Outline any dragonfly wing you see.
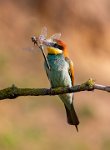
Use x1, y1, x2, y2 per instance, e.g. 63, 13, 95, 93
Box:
38, 27, 47, 44
50, 33, 61, 41
41, 26, 47, 38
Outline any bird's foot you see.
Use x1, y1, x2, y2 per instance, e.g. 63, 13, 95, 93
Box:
49, 87, 54, 96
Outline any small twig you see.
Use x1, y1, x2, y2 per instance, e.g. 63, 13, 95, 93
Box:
0, 79, 109, 100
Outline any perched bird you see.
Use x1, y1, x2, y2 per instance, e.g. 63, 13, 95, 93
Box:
43, 39, 79, 131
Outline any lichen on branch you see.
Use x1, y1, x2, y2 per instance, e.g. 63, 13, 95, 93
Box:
0, 79, 109, 100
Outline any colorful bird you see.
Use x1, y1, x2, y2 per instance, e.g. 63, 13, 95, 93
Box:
43, 38, 80, 131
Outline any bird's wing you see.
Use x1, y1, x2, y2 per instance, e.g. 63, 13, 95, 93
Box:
65, 57, 74, 86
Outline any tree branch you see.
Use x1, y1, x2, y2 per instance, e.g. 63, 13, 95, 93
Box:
0, 79, 109, 100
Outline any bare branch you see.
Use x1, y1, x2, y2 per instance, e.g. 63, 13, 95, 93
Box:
94, 84, 110, 92
0, 79, 109, 100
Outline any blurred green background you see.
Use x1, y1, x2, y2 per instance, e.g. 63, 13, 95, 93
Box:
0, 0, 110, 150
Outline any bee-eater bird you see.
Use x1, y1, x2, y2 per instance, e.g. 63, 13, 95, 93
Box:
43, 39, 79, 131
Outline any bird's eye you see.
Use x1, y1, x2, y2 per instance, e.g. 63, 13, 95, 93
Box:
53, 43, 64, 50
53, 43, 58, 48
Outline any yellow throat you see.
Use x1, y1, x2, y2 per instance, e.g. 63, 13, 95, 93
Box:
47, 47, 63, 55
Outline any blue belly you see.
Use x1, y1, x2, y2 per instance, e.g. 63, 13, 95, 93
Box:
44, 54, 72, 88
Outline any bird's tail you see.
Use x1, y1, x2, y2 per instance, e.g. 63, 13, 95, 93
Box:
64, 102, 79, 131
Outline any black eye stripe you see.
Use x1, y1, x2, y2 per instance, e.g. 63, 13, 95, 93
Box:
53, 43, 64, 50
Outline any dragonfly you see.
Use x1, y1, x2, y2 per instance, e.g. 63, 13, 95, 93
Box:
31, 27, 61, 70
31, 27, 61, 46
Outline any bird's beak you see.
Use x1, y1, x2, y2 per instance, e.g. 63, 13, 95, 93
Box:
43, 40, 55, 47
